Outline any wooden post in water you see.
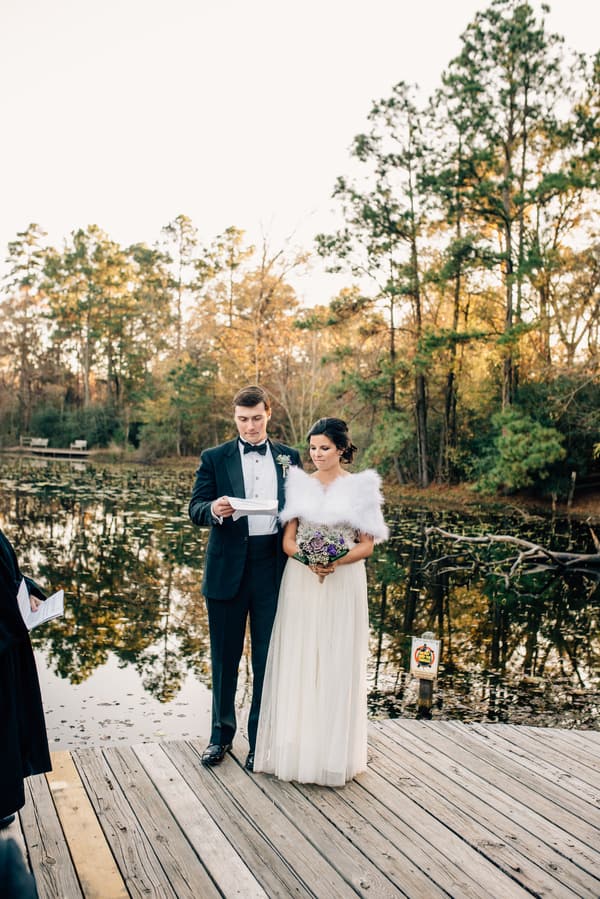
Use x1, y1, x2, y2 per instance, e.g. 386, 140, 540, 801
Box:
418, 677, 433, 718
410, 630, 440, 719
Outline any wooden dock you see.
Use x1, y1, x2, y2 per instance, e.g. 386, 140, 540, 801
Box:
24, 447, 90, 458
2, 445, 90, 459
1, 719, 599, 898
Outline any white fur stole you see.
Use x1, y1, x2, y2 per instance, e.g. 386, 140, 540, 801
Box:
280, 467, 389, 542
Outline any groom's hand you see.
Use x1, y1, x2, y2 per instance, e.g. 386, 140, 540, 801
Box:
212, 497, 235, 519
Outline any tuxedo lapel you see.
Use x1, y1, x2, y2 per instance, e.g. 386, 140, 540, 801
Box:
224, 441, 245, 498
270, 441, 287, 510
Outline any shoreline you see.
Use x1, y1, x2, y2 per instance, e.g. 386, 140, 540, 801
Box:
4, 447, 599, 523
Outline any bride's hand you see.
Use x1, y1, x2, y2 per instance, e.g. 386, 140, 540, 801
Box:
312, 563, 335, 577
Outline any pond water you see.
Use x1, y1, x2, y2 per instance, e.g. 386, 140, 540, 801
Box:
1, 456, 598, 749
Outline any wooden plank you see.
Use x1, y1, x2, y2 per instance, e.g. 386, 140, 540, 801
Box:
441, 720, 600, 811
498, 724, 600, 788
473, 724, 600, 789
409, 720, 600, 837
385, 722, 600, 861
295, 777, 484, 899
339, 766, 530, 899
242, 765, 409, 897
518, 722, 600, 745
204, 743, 365, 899
380, 722, 600, 896
133, 741, 267, 899
368, 725, 593, 898
102, 746, 221, 898
568, 731, 600, 755
506, 724, 600, 784
169, 741, 356, 897
365, 731, 576, 899
241, 728, 526, 899
74, 747, 182, 899
479, 722, 600, 784
163, 740, 315, 899
11, 725, 598, 899
228, 732, 409, 898
47, 750, 128, 899
19, 773, 84, 899
563, 729, 600, 749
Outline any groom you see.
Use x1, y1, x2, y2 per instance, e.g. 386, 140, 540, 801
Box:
189, 385, 301, 771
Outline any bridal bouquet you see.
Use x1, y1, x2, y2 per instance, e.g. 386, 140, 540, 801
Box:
294, 527, 349, 583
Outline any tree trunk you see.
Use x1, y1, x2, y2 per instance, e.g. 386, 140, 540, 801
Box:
415, 372, 429, 487
502, 223, 515, 408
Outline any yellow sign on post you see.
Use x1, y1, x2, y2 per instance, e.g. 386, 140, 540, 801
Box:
410, 635, 441, 680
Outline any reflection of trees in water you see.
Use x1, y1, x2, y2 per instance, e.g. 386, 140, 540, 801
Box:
2, 459, 598, 722
368, 507, 600, 725
0, 459, 209, 701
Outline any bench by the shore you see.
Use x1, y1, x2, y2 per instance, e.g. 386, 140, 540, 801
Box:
1, 719, 599, 898
13, 437, 89, 457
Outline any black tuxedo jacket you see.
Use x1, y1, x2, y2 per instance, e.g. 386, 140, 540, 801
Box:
188, 439, 302, 600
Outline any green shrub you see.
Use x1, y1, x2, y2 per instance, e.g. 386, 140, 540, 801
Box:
476, 408, 566, 494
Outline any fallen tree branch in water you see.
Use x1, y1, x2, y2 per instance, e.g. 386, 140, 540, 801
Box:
424, 525, 600, 585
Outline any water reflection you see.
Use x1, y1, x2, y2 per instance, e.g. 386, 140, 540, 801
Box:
1, 456, 598, 745
367, 507, 599, 727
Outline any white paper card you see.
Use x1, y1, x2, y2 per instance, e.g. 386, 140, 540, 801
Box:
17, 578, 65, 630
226, 496, 278, 521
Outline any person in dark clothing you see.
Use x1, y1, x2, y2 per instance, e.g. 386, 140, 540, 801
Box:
189, 385, 301, 771
0, 527, 51, 826
0, 838, 38, 898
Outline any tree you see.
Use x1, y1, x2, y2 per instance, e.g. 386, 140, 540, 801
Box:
159, 214, 200, 355
520, 47, 600, 371
44, 225, 133, 408
426, 67, 499, 482
317, 82, 431, 486
196, 226, 254, 328
443, 0, 566, 407
0, 224, 49, 434
187, 232, 308, 437
138, 357, 217, 458
477, 406, 566, 493
113, 243, 174, 443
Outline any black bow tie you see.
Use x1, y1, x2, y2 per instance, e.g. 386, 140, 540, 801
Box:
242, 441, 268, 455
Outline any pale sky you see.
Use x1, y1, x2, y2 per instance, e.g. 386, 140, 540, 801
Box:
1, 0, 598, 305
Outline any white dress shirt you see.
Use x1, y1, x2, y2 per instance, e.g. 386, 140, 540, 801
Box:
239, 440, 278, 535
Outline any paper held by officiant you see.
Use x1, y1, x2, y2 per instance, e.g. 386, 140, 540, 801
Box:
17, 578, 65, 631
226, 496, 278, 521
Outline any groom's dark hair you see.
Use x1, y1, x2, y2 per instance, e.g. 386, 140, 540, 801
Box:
232, 385, 271, 411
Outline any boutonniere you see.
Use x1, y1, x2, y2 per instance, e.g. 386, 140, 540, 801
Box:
275, 453, 292, 478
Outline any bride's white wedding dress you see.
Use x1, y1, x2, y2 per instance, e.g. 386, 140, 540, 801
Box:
254, 467, 388, 787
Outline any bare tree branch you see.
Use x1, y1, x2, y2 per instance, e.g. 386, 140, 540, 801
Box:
424, 526, 600, 585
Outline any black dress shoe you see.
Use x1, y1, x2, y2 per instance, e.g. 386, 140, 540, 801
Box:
245, 751, 255, 772
201, 742, 232, 766
0, 814, 16, 828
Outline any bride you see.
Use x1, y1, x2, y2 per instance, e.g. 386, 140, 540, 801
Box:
254, 417, 388, 787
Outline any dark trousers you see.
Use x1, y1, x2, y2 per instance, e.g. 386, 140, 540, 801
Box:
206, 535, 279, 750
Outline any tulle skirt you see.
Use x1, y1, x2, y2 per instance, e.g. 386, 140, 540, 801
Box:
254, 557, 369, 787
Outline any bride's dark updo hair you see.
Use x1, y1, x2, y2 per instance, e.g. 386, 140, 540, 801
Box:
307, 417, 358, 464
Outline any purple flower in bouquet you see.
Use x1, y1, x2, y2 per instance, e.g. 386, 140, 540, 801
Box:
295, 527, 349, 582
303, 532, 326, 554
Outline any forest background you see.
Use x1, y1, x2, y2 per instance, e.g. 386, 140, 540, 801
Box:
1, 0, 598, 500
